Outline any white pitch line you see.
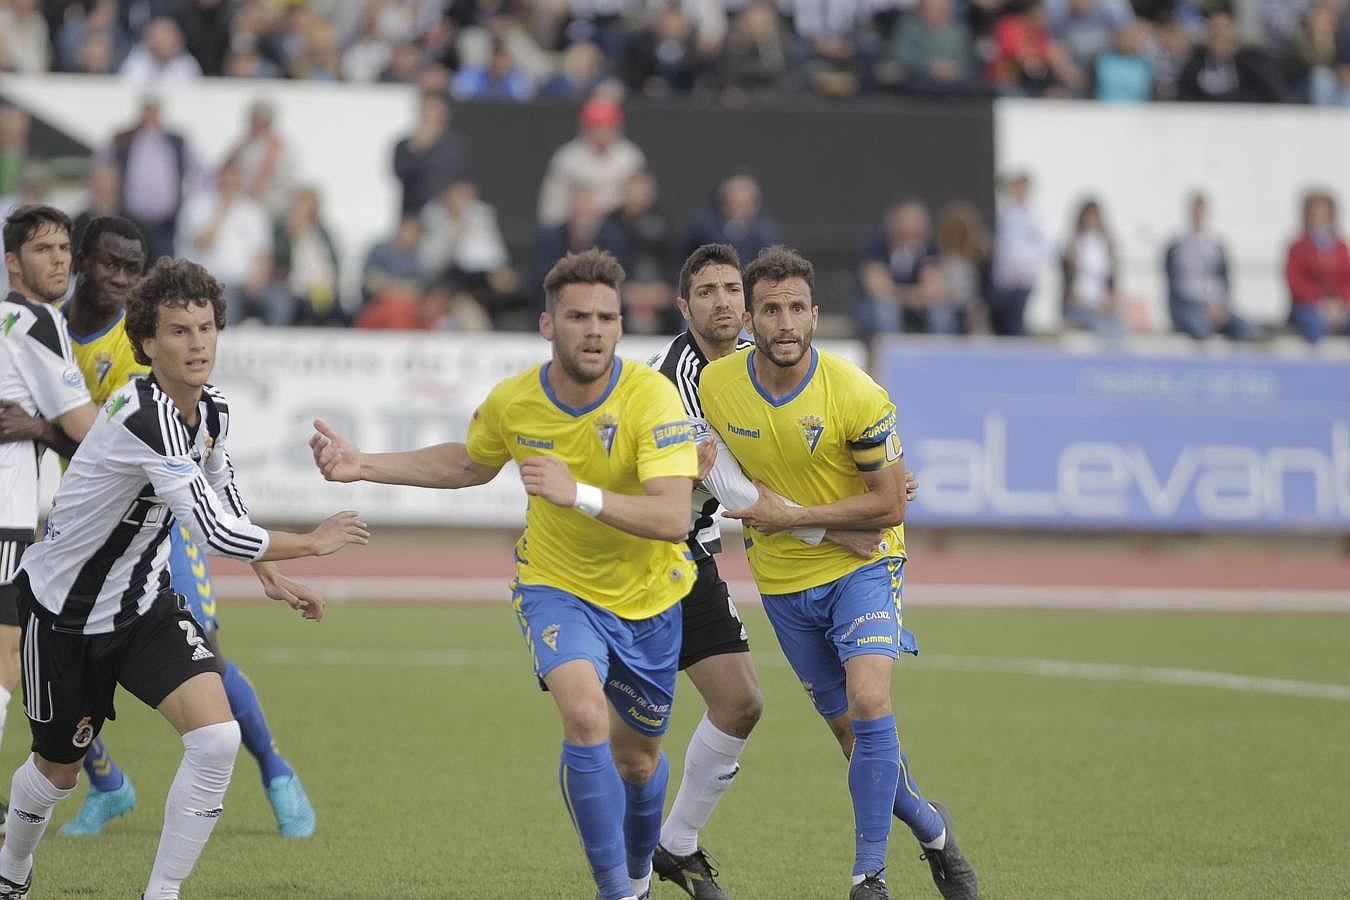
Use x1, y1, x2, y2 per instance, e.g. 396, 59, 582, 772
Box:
248, 647, 1350, 702
214, 576, 1350, 612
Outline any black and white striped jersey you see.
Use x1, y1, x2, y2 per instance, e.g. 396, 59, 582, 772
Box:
0, 292, 90, 534
648, 331, 753, 559
20, 376, 269, 634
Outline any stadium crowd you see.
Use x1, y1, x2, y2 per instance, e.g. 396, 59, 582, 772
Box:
0, 0, 1348, 343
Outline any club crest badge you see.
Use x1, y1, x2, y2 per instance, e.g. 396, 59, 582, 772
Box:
798, 415, 824, 453
595, 414, 618, 456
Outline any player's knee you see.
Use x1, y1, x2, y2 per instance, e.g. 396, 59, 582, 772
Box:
727, 687, 764, 738
613, 747, 661, 784
183, 720, 241, 779
560, 701, 609, 745
34, 755, 82, 791
847, 684, 892, 721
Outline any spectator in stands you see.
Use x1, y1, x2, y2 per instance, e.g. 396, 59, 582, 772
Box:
988, 0, 1085, 97
380, 40, 425, 83
540, 41, 609, 98
341, 3, 395, 82
177, 160, 276, 325
451, 38, 536, 101
792, 0, 866, 98
355, 277, 490, 332
272, 186, 344, 326
1052, 0, 1130, 72
718, 0, 795, 102
535, 186, 624, 301
1061, 198, 1126, 339
1094, 19, 1155, 101
684, 173, 780, 269
1165, 192, 1257, 341
362, 214, 424, 307
74, 29, 119, 75
418, 178, 512, 300
119, 17, 203, 84
179, 0, 235, 77
221, 100, 297, 216
936, 201, 993, 333
290, 20, 342, 81
1285, 189, 1350, 342
0, 106, 30, 199
0, 0, 51, 73
607, 170, 676, 333
224, 36, 282, 78
1146, 13, 1193, 100
884, 0, 978, 94
536, 97, 646, 228
855, 198, 957, 336
1284, 1, 1348, 105
56, 0, 126, 73
1177, 6, 1280, 102
990, 172, 1048, 336
393, 91, 470, 216
72, 162, 123, 251
103, 97, 199, 261
622, 3, 713, 97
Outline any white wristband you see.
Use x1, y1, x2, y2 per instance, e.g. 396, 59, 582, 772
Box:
573, 483, 604, 517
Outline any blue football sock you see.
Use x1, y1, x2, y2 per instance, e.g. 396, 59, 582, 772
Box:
893, 748, 944, 843
81, 737, 125, 793
222, 659, 293, 785
850, 715, 900, 877
562, 741, 630, 900
622, 752, 669, 879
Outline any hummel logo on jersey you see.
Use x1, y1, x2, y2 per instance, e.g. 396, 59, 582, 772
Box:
104, 394, 129, 419
798, 415, 824, 453
0, 311, 17, 336
541, 624, 559, 652
595, 414, 618, 455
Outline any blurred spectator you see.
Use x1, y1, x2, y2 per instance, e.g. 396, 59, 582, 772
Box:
0, 0, 51, 73
1284, 1, 1348, 105
990, 172, 1048, 336
855, 198, 957, 336
607, 171, 676, 333
883, 0, 977, 94
1146, 14, 1194, 100
717, 0, 794, 101
56, 0, 126, 73
72, 162, 123, 251
393, 91, 470, 216
1165, 192, 1256, 341
362, 214, 424, 306
272, 186, 344, 326
684, 174, 780, 269
535, 187, 625, 300
0, 107, 30, 198
221, 100, 297, 216
380, 40, 426, 83
418, 178, 510, 284
540, 41, 609, 98
119, 17, 203, 84
1177, 7, 1279, 102
177, 161, 276, 325
1094, 20, 1154, 101
1052, 0, 1130, 72
988, 0, 1085, 97
451, 39, 536, 100
290, 20, 342, 81
936, 201, 992, 333
180, 0, 235, 77
74, 28, 119, 75
223, 36, 281, 78
622, 4, 713, 97
1284, 189, 1350, 342
355, 278, 490, 332
342, 3, 395, 82
792, 0, 866, 98
1262, 0, 1314, 56
537, 97, 646, 228
103, 97, 198, 261
1061, 198, 1126, 339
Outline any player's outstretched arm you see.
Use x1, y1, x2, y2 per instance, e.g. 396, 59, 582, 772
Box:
519, 454, 692, 542
310, 418, 501, 489
252, 561, 327, 622
257, 510, 370, 561
724, 464, 906, 535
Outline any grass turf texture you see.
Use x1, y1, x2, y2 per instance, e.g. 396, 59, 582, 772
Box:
9, 604, 1347, 898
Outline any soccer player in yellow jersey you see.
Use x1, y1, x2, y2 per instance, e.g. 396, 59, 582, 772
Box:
0, 217, 321, 840
699, 247, 980, 900
310, 249, 699, 900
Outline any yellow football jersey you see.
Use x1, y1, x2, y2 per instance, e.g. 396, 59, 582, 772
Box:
61, 308, 147, 406
466, 358, 699, 620
699, 346, 906, 595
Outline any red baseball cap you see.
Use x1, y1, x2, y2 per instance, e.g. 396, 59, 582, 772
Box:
580, 97, 623, 129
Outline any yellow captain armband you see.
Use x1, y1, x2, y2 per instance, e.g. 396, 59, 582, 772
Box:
850, 431, 902, 472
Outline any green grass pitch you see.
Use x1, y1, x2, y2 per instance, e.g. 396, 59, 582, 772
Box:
10, 603, 1348, 898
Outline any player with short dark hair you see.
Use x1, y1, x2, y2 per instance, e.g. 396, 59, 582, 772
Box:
311, 248, 699, 900
0, 217, 321, 838
0, 257, 368, 899
701, 246, 979, 900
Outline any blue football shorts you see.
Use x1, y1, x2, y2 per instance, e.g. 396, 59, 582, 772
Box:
512, 581, 683, 737
760, 557, 918, 719
167, 523, 218, 635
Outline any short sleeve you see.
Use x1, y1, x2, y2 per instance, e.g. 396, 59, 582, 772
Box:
633, 374, 698, 484
465, 383, 511, 468
15, 312, 89, 419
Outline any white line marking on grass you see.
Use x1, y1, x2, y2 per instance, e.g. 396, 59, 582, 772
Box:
250, 647, 1350, 701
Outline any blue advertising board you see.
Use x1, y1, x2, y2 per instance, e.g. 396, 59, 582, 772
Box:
875, 340, 1350, 531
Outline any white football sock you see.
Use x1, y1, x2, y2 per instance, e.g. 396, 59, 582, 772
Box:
144, 721, 240, 900
659, 713, 747, 856
920, 805, 947, 850
0, 755, 75, 885
630, 870, 652, 897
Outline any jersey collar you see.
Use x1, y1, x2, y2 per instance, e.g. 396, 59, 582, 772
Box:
63, 307, 126, 345
539, 357, 623, 417
748, 346, 818, 408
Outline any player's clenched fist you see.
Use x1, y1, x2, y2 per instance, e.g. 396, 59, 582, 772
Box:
310, 418, 363, 483
519, 454, 579, 507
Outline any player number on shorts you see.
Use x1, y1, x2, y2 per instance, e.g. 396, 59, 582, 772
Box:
179, 619, 206, 649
